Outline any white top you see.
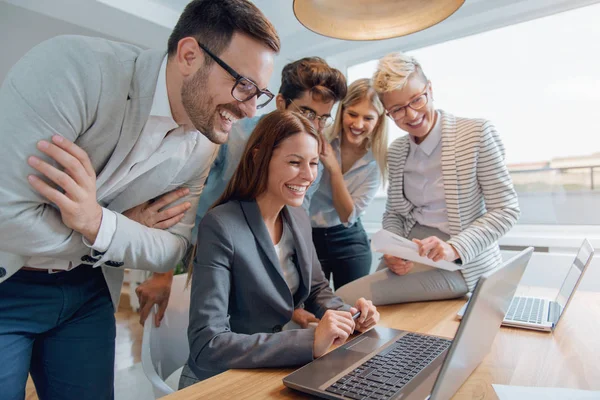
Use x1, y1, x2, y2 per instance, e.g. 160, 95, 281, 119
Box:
28, 55, 213, 271
403, 111, 451, 235
308, 136, 380, 228
274, 221, 300, 295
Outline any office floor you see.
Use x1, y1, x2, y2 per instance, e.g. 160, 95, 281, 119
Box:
25, 285, 145, 400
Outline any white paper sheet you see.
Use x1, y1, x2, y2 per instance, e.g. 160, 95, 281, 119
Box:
493, 384, 600, 400
370, 229, 463, 272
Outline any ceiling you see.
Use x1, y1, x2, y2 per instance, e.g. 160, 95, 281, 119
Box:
157, 0, 306, 39
5, 0, 599, 55
3, 0, 600, 88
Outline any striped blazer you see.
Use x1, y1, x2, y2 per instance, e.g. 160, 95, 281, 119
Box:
383, 110, 520, 291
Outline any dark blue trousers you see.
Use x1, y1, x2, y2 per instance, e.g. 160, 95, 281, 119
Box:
312, 220, 372, 290
0, 266, 115, 400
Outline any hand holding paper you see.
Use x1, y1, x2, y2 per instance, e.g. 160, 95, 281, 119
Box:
413, 236, 460, 263
383, 254, 414, 275
371, 229, 463, 272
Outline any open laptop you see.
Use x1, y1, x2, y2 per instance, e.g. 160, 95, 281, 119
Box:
457, 239, 594, 332
283, 247, 533, 400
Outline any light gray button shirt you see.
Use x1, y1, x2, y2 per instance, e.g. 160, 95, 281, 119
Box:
403, 111, 451, 235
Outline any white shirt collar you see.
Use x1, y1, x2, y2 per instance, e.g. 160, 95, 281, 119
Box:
409, 110, 442, 156
149, 56, 179, 132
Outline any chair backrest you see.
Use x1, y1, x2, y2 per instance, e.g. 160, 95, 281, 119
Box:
141, 273, 191, 398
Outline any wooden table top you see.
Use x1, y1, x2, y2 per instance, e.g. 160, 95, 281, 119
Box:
163, 288, 600, 399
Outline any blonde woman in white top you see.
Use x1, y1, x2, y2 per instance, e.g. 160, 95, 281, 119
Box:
308, 78, 388, 290
336, 52, 520, 305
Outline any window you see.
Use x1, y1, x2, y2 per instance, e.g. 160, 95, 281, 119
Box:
349, 3, 600, 225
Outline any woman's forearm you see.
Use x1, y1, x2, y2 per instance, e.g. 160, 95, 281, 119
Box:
329, 169, 355, 223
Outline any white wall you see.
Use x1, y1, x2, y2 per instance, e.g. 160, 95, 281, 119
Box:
0, 2, 121, 83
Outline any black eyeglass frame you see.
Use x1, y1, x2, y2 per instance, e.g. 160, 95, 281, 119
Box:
287, 99, 334, 129
196, 40, 274, 109
385, 83, 431, 121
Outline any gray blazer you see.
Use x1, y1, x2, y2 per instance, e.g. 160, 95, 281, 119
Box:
384, 110, 520, 291
187, 200, 350, 381
0, 36, 216, 308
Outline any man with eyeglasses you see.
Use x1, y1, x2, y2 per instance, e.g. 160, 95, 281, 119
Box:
198, 56, 347, 217
0, 1, 280, 398
135, 57, 347, 330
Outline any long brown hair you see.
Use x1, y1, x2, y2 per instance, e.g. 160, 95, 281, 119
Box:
186, 110, 320, 283
215, 110, 320, 207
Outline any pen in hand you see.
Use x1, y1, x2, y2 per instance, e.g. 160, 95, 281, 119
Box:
352, 311, 362, 333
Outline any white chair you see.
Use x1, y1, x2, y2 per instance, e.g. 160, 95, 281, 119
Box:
141, 273, 191, 398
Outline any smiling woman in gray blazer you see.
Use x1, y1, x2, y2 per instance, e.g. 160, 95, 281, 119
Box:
179, 111, 380, 387
336, 52, 520, 306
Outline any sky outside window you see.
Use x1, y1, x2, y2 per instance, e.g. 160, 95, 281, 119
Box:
348, 3, 600, 167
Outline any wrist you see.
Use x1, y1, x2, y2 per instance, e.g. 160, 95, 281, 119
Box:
82, 205, 103, 244
449, 244, 460, 262
331, 163, 342, 175
329, 167, 343, 182
153, 271, 174, 281
313, 341, 322, 358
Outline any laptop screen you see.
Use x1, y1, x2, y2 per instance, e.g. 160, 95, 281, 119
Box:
555, 240, 594, 310
429, 248, 532, 400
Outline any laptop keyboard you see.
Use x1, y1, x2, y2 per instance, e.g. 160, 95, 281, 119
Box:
324, 332, 451, 400
505, 296, 546, 324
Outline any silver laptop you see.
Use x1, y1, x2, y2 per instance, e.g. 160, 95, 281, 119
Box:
457, 239, 594, 332
283, 248, 533, 400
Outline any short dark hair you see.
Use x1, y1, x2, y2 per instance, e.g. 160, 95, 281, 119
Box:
279, 57, 347, 105
167, 0, 280, 59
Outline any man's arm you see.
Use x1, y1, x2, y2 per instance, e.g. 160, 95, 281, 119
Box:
0, 37, 207, 279
302, 162, 323, 213
0, 37, 103, 269
123, 188, 192, 326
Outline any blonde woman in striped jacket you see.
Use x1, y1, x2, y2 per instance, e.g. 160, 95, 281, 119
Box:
336, 52, 520, 305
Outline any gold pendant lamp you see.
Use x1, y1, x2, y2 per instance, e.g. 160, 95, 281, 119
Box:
293, 0, 465, 41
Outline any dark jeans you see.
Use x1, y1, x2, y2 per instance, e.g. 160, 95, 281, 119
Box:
0, 266, 115, 400
312, 220, 372, 290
